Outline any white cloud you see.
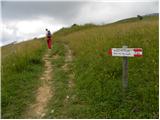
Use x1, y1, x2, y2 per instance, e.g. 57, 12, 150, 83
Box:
1, 16, 67, 46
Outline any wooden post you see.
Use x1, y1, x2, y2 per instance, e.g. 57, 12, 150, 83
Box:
122, 45, 128, 90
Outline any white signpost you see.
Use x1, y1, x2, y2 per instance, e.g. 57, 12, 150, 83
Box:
108, 46, 143, 90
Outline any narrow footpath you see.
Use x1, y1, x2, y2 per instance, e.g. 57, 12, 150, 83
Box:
26, 49, 53, 118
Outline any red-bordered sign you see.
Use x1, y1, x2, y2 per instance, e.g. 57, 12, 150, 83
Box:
108, 48, 143, 57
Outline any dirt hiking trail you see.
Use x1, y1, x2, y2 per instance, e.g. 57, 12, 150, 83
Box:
25, 43, 75, 119
26, 49, 53, 118
63, 44, 75, 89
61, 43, 75, 118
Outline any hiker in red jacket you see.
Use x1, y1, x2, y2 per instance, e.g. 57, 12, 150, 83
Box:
46, 29, 52, 49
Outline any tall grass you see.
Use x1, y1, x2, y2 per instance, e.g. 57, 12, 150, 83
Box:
54, 16, 159, 118
1, 38, 47, 118
54, 23, 97, 40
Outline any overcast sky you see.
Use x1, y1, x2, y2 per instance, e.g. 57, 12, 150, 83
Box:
1, 0, 159, 46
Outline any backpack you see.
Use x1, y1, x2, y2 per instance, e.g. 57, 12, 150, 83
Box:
47, 31, 51, 37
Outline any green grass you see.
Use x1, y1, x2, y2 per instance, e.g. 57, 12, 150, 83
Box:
1, 39, 47, 118
52, 16, 159, 118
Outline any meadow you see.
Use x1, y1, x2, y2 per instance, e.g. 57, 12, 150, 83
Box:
53, 16, 159, 118
1, 38, 47, 118
1, 15, 158, 119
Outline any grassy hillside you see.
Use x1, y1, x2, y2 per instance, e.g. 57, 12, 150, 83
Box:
1, 38, 47, 118
54, 23, 97, 40
52, 16, 159, 118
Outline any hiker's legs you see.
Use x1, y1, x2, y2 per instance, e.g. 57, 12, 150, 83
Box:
49, 39, 51, 49
47, 39, 51, 49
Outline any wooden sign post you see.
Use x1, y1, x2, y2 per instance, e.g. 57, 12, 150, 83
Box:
122, 46, 128, 90
108, 46, 143, 90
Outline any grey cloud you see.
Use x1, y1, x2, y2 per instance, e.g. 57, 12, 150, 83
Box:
2, 1, 86, 24
2, 1, 159, 25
